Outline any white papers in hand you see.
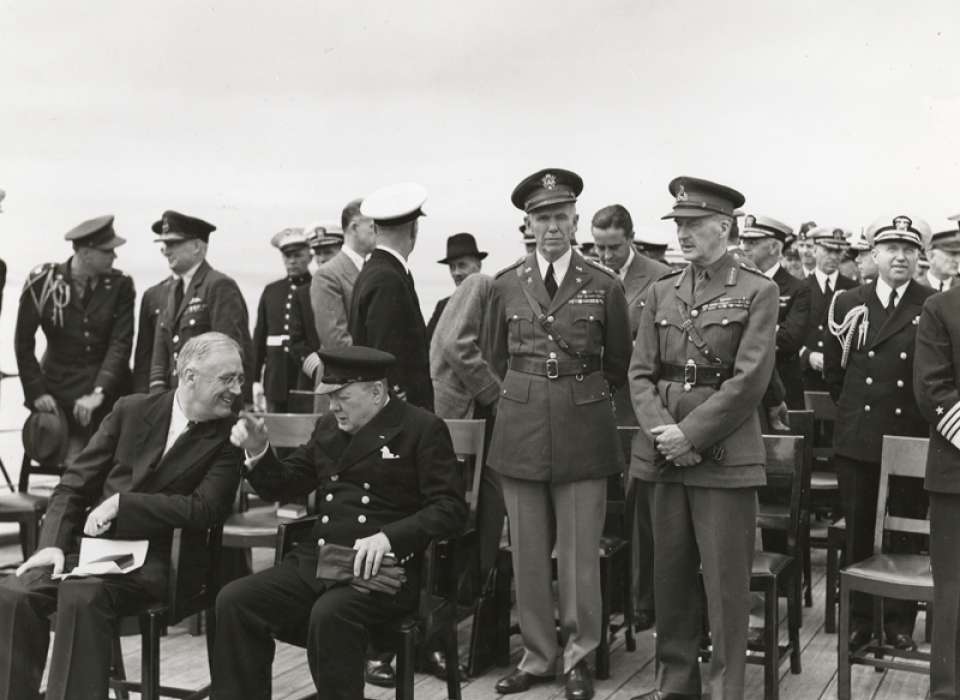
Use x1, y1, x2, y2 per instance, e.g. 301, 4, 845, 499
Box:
53, 538, 149, 579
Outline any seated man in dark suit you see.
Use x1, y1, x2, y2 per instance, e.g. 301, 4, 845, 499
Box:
0, 332, 244, 700
213, 346, 467, 700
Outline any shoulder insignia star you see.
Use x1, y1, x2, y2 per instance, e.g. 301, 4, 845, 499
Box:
937, 406, 945, 415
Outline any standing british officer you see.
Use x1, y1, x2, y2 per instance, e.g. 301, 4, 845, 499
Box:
252, 227, 314, 412
799, 227, 857, 392
15, 215, 134, 462
489, 169, 631, 700
629, 177, 779, 700
148, 210, 254, 404
132, 275, 174, 394
914, 277, 960, 699
740, 215, 811, 408
824, 215, 934, 651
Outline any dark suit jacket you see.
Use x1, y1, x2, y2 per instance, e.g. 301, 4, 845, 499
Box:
348, 249, 434, 411
133, 277, 174, 394
246, 398, 467, 590
799, 272, 857, 390
15, 258, 135, 408
37, 391, 242, 597
914, 286, 960, 493
824, 280, 933, 463
252, 274, 312, 403
772, 265, 811, 406
150, 260, 254, 402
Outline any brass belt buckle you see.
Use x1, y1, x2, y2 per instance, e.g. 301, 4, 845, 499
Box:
683, 360, 697, 392
545, 358, 559, 379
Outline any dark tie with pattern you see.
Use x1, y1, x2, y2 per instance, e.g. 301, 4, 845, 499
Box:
544, 263, 558, 299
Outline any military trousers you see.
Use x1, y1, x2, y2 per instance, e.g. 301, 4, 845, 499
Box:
627, 476, 655, 617
929, 492, 960, 700
651, 482, 757, 700
500, 475, 606, 675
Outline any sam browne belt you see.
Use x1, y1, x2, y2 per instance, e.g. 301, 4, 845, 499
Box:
660, 361, 732, 389
509, 355, 602, 379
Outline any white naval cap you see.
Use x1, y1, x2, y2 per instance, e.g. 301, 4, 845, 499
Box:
866, 214, 929, 248
740, 215, 793, 243
270, 227, 311, 251
361, 182, 428, 225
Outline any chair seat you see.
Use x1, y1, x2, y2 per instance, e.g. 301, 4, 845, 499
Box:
845, 553, 933, 588
757, 504, 789, 530
752, 551, 793, 577
222, 506, 288, 545
811, 471, 839, 489
0, 492, 48, 514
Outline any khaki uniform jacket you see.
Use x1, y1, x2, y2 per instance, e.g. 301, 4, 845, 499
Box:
487, 251, 631, 484
629, 254, 779, 488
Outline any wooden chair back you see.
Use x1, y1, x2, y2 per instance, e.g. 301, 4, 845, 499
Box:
757, 435, 805, 556
444, 419, 486, 519
873, 436, 930, 553
803, 390, 837, 460
259, 412, 325, 448
287, 389, 330, 415
785, 409, 815, 506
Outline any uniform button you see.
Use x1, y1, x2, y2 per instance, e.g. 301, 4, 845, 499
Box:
84, 331, 90, 337
691, 309, 699, 318
865, 377, 873, 385
868, 351, 875, 358
284, 324, 289, 331
549, 352, 557, 359
317, 538, 326, 545
189, 319, 196, 326
900, 352, 908, 360
547, 315, 554, 322
721, 318, 729, 326
361, 495, 370, 504
363, 482, 370, 490
817, 341, 824, 348
284, 314, 290, 320
818, 325, 824, 331
588, 315, 595, 321
321, 515, 330, 523
547, 334, 554, 341
86, 346, 91, 351
330, 475, 339, 482
864, 405, 871, 412
173, 334, 180, 343
173, 352, 179, 361
325, 493, 333, 502
660, 319, 667, 327
895, 408, 902, 416
285, 303, 291, 309
357, 515, 367, 524
512, 314, 518, 320
897, 380, 904, 388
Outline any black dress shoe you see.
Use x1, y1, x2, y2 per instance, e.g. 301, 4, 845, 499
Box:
495, 668, 554, 694
423, 650, 469, 681
886, 632, 917, 651
564, 662, 594, 700
847, 626, 874, 651
634, 610, 656, 632
365, 659, 396, 688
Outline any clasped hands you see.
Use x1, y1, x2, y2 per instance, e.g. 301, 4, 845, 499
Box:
650, 424, 701, 467
350, 532, 406, 595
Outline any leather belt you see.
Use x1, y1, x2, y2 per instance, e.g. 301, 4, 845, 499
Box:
509, 356, 602, 379
661, 361, 732, 389
266, 334, 290, 347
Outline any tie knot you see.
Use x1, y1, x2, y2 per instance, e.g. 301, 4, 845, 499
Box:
888, 289, 898, 308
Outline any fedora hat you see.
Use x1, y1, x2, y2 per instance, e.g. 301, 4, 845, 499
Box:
437, 233, 487, 265
22, 406, 69, 467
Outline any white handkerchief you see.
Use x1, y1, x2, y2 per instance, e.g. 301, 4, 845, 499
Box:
380, 445, 399, 459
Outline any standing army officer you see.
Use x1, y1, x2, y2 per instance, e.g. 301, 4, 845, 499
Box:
824, 215, 934, 651
149, 210, 254, 404
15, 215, 135, 461
252, 227, 314, 412
489, 169, 631, 700
629, 177, 778, 700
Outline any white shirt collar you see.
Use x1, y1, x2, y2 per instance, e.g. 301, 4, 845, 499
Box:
875, 277, 910, 308
376, 244, 409, 274
927, 270, 952, 291
763, 261, 781, 280
176, 260, 203, 289
164, 390, 192, 455
814, 267, 838, 293
617, 247, 636, 282
342, 245, 366, 271
536, 247, 573, 287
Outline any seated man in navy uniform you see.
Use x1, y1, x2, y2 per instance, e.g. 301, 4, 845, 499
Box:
0, 332, 245, 700
15, 215, 135, 462
213, 346, 467, 700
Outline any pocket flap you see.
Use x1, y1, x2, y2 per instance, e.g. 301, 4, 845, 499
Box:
501, 371, 531, 403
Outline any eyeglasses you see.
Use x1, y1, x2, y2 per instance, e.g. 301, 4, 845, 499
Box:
191, 369, 244, 387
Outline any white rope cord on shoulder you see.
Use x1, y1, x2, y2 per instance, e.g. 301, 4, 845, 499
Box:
827, 291, 868, 370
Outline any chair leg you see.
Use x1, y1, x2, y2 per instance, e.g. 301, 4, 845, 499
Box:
141, 613, 162, 700
764, 583, 780, 700
445, 625, 462, 700
788, 571, 802, 674
837, 577, 851, 700
111, 633, 129, 700
802, 533, 813, 609
924, 602, 933, 644
395, 629, 417, 700
825, 536, 838, 634
19, 515, 39, 561
205, 606, 217, 679
596, 556, 611, 681
621, 548, 636, 652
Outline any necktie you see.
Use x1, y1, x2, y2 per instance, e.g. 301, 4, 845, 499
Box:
174, 278, 185, 310
939, 281, 945, 292
544, 263, 558, 299
82, 277, 95, 306
825, 279, 833, 298
888, 289, 898, 310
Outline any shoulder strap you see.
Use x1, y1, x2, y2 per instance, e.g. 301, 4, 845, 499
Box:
676, 299, 723, 364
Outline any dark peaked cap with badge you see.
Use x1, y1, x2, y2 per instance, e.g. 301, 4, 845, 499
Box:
741, 215, 793, 244
314, 346, 396, 395
661, 176, 745, 220
64, 214, 126, 249
511, 168, 583, 212
151, 210, 217, 243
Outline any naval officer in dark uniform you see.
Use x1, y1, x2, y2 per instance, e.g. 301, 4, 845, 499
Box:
914, 279, 960, 699
252, 227, 314, 412
824, 215, 934, 651
213, 346, 467, 700
489, 169, 631, 700
148, 210, 254, 404
740, 215, 811, 408
15, 215, 135, 460
629, 177, 779, 700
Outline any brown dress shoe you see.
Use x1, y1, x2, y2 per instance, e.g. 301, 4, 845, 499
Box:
495, 667, 554, 694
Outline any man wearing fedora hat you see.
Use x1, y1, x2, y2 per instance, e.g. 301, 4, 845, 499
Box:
15, 215, 135, 462
425, 233, 487, 341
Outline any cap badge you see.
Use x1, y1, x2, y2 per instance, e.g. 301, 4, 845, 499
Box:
893, 216, 911, 231
744, 214, 755, 228
832, 228, 845, 241
676, 185, 688, 202
161, 218, 170, 234
541, 173, 557, 190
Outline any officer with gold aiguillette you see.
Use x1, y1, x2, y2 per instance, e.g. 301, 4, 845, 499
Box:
15, 215, 135, 462
629, 177, 779, 700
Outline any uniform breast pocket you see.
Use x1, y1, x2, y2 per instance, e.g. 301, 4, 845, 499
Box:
654, 313, 684, 354
699, 308, 749, 357
571, 307, 605, 352
506, 308, 535, 353
182, 305, 210, 333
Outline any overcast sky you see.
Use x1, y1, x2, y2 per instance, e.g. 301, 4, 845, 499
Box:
3, 0, 960, 304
